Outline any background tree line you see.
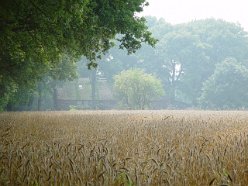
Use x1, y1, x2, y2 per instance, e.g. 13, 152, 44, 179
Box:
2, 12, 248, 110
97, 17, 248, 109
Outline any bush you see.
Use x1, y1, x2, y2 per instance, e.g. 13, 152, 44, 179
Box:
114, 69, 164, 109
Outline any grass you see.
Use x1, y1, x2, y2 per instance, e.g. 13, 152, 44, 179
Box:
1, 110, 248, 185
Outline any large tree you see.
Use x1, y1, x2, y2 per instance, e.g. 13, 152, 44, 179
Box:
0, 0, 156, 110
199, 58, 248, 109
94, 18, 248, 108
152, 19, 248, 106
108, 18, 248, 108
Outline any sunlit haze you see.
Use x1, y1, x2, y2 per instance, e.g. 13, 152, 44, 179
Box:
141, 0, 248, 31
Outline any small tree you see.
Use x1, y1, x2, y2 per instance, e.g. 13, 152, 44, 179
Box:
199, 58, 248, 109
114, 69, 164, 109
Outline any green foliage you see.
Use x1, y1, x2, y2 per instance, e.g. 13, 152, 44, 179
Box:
0, 79, 18, 111
0, 0, 156, 110
114, 69, 164, 109
4, 55, 78, 111
114, 172, 133, 186
104, 18, 248, 108
155, 19, 248, 105
199, 58, 248, 109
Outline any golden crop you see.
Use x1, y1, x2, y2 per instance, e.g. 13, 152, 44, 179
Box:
1, 110, 248, 185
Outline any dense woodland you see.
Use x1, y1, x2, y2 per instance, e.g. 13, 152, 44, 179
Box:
1, 1, 248, 111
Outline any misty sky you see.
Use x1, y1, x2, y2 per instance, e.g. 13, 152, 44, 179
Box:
141, 0, 248, 30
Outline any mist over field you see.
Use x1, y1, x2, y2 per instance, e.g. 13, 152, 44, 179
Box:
1, 0, 248, 185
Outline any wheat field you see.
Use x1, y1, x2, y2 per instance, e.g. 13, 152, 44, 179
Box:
1, 110, 248, 185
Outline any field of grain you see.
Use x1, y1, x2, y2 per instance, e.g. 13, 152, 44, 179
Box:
1, 110, 248, 185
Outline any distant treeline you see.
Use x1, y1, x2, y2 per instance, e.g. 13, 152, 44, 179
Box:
3, 16, 248, 110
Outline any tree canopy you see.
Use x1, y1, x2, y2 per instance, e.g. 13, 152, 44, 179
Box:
97, 18, 248, 108
199, 58, 248, 109
114, 69, 164, 109
0, 0, 156, 110
3, 12, 248, 110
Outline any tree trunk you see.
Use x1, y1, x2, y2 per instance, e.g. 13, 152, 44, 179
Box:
53, 86, 58, 110
90, 69, 97, 109
27, 95, 34, 111
37, 82, 42, 111
6, 103, 13, 111
171, 60, 176, 106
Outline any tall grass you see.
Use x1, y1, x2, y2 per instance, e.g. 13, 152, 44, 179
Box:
1, 110, 248, 185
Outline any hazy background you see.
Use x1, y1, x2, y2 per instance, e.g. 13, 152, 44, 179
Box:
2, 0, 248, 111
141, 0, 248, 31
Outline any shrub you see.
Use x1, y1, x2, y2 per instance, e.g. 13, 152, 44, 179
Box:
114, 69, 164, 109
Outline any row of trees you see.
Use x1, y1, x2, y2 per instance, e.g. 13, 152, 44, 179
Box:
96, 18, 248, 109
3, 13, 248, 110
97, 57, 248, 110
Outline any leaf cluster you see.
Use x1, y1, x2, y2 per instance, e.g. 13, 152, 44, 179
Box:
114, 69, 164, 109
